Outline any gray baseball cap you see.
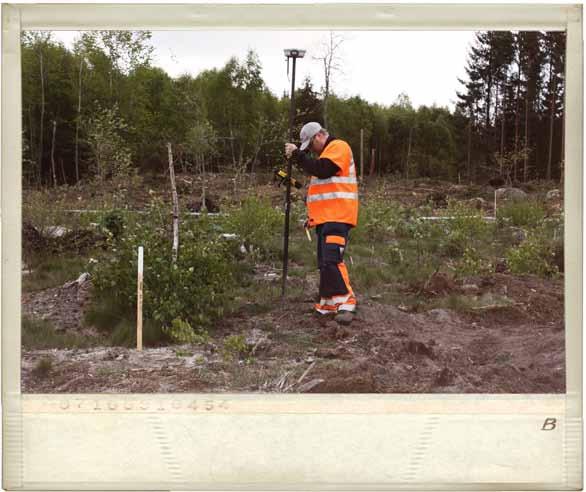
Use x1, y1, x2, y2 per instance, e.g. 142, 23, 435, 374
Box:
299, 122, 322, 151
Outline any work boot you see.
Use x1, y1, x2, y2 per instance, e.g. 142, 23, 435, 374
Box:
334, 310, 354, 326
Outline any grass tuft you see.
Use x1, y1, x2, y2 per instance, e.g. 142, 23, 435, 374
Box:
22, 317, 102, 350
22, 255, 92, 293
32, 357, 54, 377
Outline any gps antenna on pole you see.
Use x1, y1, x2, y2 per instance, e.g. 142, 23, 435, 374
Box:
281, 48, 305, 298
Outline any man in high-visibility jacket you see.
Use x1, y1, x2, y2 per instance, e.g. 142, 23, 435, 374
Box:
285, 122, 358, 320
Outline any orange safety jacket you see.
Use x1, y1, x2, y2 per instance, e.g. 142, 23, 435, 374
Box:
306, 139, 358, 227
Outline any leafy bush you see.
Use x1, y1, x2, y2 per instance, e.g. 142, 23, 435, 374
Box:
221, 334, 249, 361
453, 246, 492, 277
497, 200, 546, 227
445, 200, 493, 237
83, 104, 133, 181
222, 196, 283, 260
506, 232, 558, 277
100, 209, 125, 238
353, 198, 406, 243
90, 200, 236, 340
163, 318, 209, 344
439, 201, 494, 256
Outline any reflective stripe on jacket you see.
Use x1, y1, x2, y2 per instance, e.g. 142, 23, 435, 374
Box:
307, 139, 358, 227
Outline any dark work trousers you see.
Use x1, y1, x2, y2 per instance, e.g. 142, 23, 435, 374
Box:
315, 222, 352, 298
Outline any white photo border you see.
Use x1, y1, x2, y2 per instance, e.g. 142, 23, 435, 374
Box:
2, 3, 582, 490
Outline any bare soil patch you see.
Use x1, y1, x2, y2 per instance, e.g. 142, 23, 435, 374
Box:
22, 273, 564, 394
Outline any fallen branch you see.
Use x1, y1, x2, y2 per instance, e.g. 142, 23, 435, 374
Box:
416, 265, 441, 297
471, 302, 524, 311
283, 361, 317, 393
297, 361, 316, 385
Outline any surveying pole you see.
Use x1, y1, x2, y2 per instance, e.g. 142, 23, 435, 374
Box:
281, 48, 305, 298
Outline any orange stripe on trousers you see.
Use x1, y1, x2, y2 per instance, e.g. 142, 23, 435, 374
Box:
337, 262, 354, 296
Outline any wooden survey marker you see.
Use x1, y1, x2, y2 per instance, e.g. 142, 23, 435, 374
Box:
137, 246, 144, 351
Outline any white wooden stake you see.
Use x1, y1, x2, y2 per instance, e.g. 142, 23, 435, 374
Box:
167, 143, 179, 263
137, 246, 144, 351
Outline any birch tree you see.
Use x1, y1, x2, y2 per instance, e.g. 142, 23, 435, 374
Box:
313, 32, 345, 128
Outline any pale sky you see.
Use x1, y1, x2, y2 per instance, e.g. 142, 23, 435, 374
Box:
51, 30, 476, 109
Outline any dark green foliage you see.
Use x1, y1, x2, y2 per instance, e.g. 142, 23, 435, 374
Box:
506, 234, 558, 276
221, 334, 250, 361
89, 200, 236, 337
458, 30, 565, 182
21, 30, 565, 186
100, 209, 125, 238
110, 319, 165, 347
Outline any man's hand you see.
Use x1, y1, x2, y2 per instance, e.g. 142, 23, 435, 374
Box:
285, 143, 297, 158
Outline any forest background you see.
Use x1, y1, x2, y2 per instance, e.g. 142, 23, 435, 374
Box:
21, 30, 566, 188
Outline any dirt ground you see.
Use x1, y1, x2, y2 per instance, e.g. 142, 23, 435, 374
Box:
22, 272, 564, 394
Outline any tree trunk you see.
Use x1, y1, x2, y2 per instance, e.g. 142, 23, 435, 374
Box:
524, 91, 529, 182
514, 62, 521, 181
323, 52, 330, 128
27, 106, 36, 183
405, 126, 413, 179
484, 39, 493, 169
560, 106, 565, 185
500, 81, 506, 158
466, 119, 472, 182
75, 57, 83, 183
60, 157, 66, 185
369, 148, 376, 177
167, 143, 180, 264
38, 47, 45, 186
229, 124, 236, 168
51, 120, 57, 187
323, 84, 329, 128
376, 138, 383, 176
494, 82, 499, 166
546, 62, 556, 181
198, 154, 207, 212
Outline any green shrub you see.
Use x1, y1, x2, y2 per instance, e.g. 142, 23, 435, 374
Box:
453, 246, 492, 277
99, 209, 125, 238
498, 200, 546, 227
353, 198, 406, 243
90, 199, 236, 339
222, 196, 283, 260
506, 233, 558, 277
438, 201, 494, 257
221, 334, 249, 361
445, 201, 494, 238
163, 318, 209, 344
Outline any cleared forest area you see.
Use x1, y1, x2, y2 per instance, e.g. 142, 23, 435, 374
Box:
22, 175, 564, 393
20, 30, 566, 393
